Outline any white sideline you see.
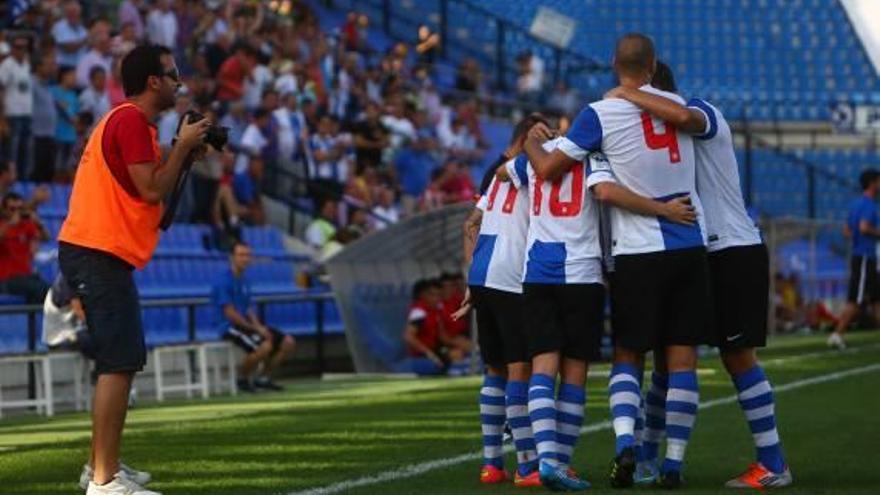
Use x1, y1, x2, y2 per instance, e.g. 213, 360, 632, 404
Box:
285, 361, 880, 495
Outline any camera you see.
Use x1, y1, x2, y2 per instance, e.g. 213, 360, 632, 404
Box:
180, 111, 229, 152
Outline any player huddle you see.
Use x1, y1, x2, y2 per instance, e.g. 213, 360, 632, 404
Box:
458, 34, 792, 491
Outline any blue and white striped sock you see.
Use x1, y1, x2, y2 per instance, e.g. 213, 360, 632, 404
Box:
733, 365, 786, 473
643, 371, 668, 463
634, 395, 646, 462
528, 373, 559, 466
663, 371, 699, 474
480, 374, 507, 469
555, 383, 585, 469
506, 380, 538, 476
609, 363, 642, 454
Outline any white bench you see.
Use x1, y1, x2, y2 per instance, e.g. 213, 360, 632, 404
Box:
152, 341, 237, 401
0, 353, 54, 417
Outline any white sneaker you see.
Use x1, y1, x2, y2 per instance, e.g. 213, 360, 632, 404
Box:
827, 332, 847, 350
85, 471, 160, 495
79, 463, 152, 490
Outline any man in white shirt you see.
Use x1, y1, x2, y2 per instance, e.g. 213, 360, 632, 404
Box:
52, 1, 88, 68
78, 66, 111, 124
157, 93, 191, 151
76, 18, 113, 89
273, 91, 308, 165
235, 109, 270, 174
146, 0, 178, 49
0, 35, 33, 178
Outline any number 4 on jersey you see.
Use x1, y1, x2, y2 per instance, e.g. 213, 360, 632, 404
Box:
641, 111, 680, 163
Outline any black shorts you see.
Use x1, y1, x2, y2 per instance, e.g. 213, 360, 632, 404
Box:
523, 283, 605, 361
847, 256, 878, 304
709, 244, 769, 350
610, 247, 714, 352
470, 286, 528, 368
58, 241, 145, 375
223, 324, 287, 354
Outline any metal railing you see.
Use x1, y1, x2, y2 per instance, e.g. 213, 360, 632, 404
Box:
0, 292, 337, 401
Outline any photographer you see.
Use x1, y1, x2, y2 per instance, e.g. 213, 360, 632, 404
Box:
57, 44, 210, 495
0, 192, 50, 303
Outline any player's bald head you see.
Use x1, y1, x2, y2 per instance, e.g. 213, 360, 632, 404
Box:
613, 33, 656, 80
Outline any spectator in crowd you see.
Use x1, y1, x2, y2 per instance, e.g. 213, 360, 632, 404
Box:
117, 0, 145, 41
352, 101, 389, 170
216, 43, 257, 103
0, 163, 50, 209
233, 157, 266, 226
75, 18, 112, 89
0, 34, 33, 179
515, 50, 544, 103
78, 66, 111, 124
320, 225, 358, 262
213, 241, 296, 392
31, 54, 58, 182
147, 0, 178, 49
346, 207, 371, 237
421, 167, 447, 211
371, 184, 399, 230
111, 21, 139, 58
455, 58, 483, 95
415, 25, 440, 69
309, 114, 352, 198
403, 278, 469, 376
235, 107, 271, 173
273, 91, 309, 168
438, 160, 476, 204
158, 92, 191, 151
51, 66, 79, 176
305, 198, 338, 251
52, 1, 88, 69
346, 162, 378, 206
273, 60, 298, 97
547, 81, 580, 118
381, 98, 416, 152
0, 192, 50, 303
219, 99, 249, 152
439, 117, 482, 165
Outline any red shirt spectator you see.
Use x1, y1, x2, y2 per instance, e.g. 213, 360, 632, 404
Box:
216, 46, 256, 102
406, 300, 441, 356
0, 217, 41, 281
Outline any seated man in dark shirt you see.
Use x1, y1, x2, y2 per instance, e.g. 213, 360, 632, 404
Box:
212, 241, 296, 392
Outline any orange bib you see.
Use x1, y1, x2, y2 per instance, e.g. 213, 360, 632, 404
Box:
59, 103, 162, 269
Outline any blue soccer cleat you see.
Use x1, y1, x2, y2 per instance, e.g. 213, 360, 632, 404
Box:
538, 460, 591, 491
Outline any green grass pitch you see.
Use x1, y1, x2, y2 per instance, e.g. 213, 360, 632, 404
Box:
1, 333, 878, 494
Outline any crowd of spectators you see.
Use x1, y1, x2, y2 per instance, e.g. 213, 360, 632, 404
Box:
0, 0, 496, 256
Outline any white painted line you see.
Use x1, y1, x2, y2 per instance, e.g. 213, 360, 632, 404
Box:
284, 361, 880, 495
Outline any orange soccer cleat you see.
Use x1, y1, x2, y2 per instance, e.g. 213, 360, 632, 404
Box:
725, 463, 793, 489
480, 465, 509, 484
513, 469, 542, 487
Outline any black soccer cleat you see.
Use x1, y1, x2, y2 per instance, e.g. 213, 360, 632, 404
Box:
609, 447, 636, 488
655, 470, 683, 490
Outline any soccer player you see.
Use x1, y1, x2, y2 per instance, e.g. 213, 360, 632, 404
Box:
523, 34, 712, 489
606, 65, 794, 488
457, 114, 548, 486
829, 169, 880, 349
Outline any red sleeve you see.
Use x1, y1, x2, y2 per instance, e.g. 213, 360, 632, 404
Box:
113, 109, 156, 166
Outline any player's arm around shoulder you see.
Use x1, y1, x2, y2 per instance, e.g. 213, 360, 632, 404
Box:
606, 86, 707, 135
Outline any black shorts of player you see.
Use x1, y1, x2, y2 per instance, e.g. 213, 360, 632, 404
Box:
523, 283, 605, 361
610, 247, 715, 352
470, 286, 529, 369
709, 244, 770, 350
223, 324, 286, 354
847, 255, 879, 304
58, 241, 146, 375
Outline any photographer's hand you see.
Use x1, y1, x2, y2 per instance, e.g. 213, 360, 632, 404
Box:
177, 119, 212, 151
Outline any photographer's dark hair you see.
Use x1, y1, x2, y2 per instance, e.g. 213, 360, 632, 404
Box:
121, 44, 172, 97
